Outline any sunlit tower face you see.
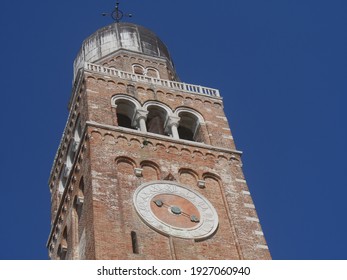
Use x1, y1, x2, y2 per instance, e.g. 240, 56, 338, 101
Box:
47, 15, 270, 260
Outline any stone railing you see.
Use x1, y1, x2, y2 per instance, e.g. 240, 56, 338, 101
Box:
84, 62, 220, 97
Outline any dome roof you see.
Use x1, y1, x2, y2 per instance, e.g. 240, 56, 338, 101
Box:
73, 22, 173, 79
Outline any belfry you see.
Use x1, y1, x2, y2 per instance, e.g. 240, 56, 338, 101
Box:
47, 6, 270, 260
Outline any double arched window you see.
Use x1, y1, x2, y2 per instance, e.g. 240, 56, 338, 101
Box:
132, 64, 160, 79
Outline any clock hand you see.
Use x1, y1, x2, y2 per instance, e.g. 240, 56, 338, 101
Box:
152, 199, 200, 223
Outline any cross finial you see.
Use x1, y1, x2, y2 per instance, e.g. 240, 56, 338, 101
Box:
102, 1, 133, 23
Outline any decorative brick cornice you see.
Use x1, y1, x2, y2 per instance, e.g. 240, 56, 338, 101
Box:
86, 120, 243, 156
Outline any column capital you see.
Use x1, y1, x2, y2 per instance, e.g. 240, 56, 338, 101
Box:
166, 115, 180, 128
134, 108, 149, 121
133, 108, 148, 132
165, 115, 180, 139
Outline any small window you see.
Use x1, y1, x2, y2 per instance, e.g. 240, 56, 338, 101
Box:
146, 68, 159, 78
131, 231, 139, 254
133, 65, 145, 75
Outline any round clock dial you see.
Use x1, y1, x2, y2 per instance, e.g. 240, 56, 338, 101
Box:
133, 181, 219, 240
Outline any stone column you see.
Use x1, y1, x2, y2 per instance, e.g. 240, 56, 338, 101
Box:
134, 108, 149, 132
166, 115, 181, 139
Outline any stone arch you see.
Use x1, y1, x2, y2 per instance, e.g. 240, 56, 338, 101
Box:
146, 67, 159, 78
107, 80, 116, 86
146, 89, 155, 99
115, 156, 137, 168
180, 147, 191, 156
140, 160, 160, 180
168, 145, 179, 154
111, 95, 141, 129
116, 82, 126, 92
129, 137, 142, 148
193, 150, 204, 159
205, 152, 216, 161
90, 130, 102, 139
132, 64, 145, 75
136, 86, 146, 92
213, 102, 223, 108
87, 76, 96, 81
217, 154, 229, 164
104, 133, 116, 144
203, 100, 212, 106
143, 101, 172, 136
175, 107, 206, 142
179, 168, 199, 188
116, 135, 129, 146
155, 142, 166, 152
115, 157, 137, 190
203, 172, 221, 180
97, 77, 106, 84
166, 92, 174, 98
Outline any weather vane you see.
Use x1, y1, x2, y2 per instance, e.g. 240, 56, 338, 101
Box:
102, 1, 133, 23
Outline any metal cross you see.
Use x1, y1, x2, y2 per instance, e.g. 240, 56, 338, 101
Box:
102, 1, 132, 23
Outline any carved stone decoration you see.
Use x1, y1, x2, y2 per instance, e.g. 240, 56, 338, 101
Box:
197, 180, 206, 189
133, 181, 219, 240
134, 168, 143, 177
163, 173, 175, 181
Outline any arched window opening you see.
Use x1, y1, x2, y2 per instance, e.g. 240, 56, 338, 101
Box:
177, 112, 201, 142
146, 106, 168, 135
115, 100, 137, 129
133, 65, 145, 75
146, 68, 159, 78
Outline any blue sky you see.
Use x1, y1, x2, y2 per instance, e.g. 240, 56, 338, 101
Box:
0, 0, 346, 259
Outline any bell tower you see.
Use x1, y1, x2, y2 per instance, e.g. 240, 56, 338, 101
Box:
47, 18, 271, 260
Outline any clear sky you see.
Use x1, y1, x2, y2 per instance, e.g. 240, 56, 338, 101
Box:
0, 0, 346, 260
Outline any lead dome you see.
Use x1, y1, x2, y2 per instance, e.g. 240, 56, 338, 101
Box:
73, 22, 174, 79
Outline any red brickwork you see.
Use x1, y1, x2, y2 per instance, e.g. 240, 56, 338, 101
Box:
47, 50, 271, 260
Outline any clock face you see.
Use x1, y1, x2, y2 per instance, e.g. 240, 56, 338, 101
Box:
133, 181, 219, 240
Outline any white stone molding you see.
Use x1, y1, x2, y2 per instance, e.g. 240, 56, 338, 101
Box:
111, 94, 142, 109
143, 100, 173, 115
174, 107, 205, 125
133, 181, 219, 240
134, 168, 143, 177
197, 180, 206, 189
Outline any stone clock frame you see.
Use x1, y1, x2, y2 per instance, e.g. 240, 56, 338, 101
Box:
133, 181, 219, 240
